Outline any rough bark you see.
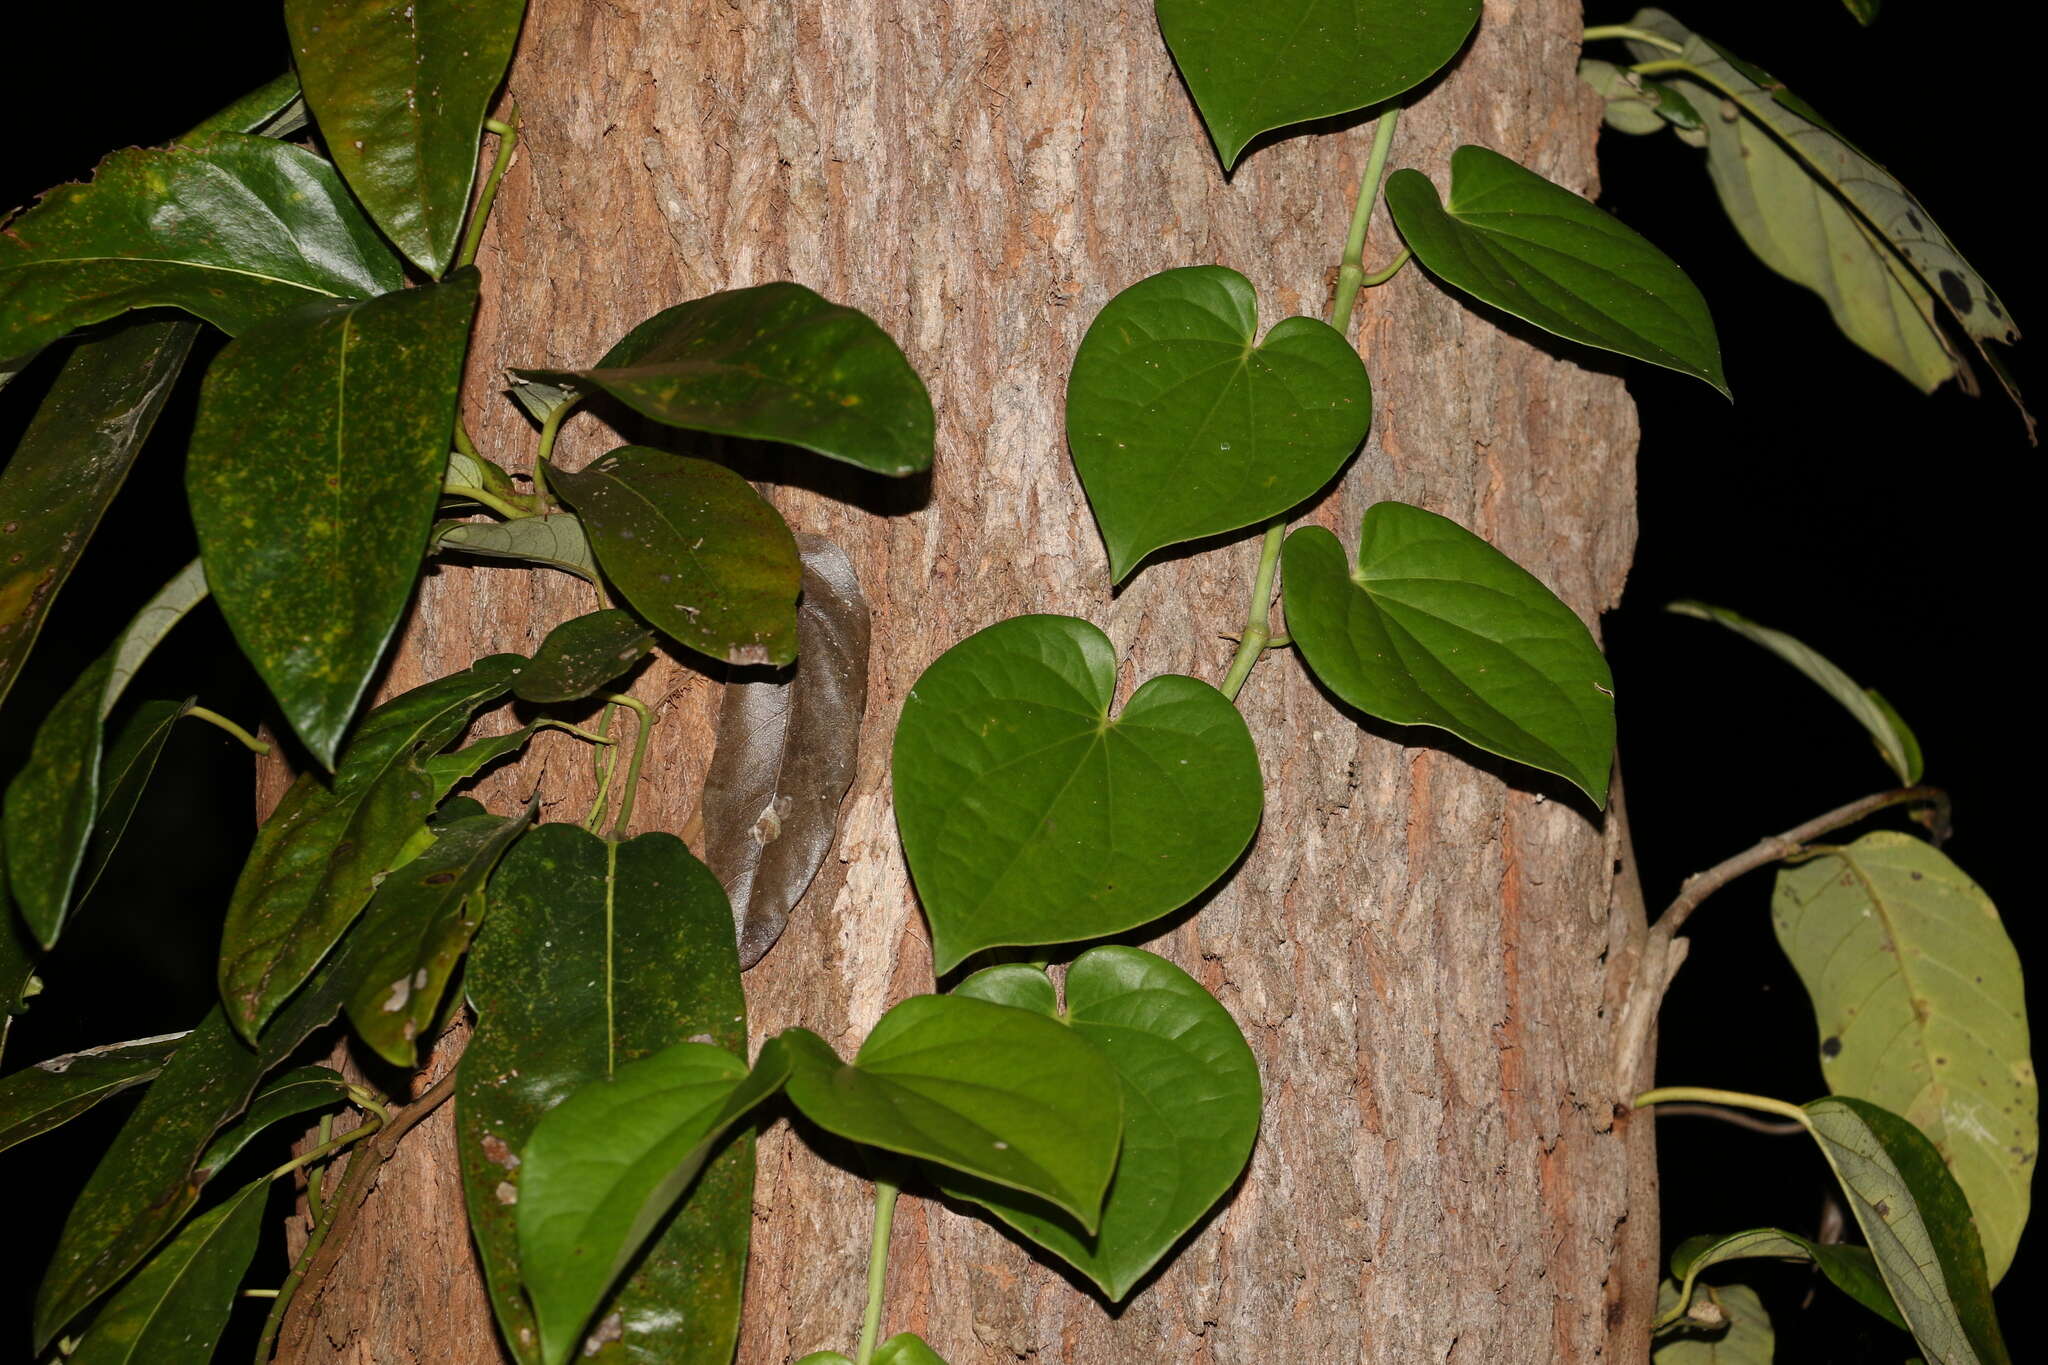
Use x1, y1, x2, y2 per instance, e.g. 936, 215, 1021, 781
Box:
277, 0, 1657, 1360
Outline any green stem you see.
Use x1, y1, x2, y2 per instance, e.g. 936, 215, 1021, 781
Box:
305, 1115, 334, 1226
1358, 246, 1412, 289
854, 1180, 901, 1365
452, 420, 482, 462
1632, 1086, 1810, 1128
456, 105, 520, 271
1331, 107, 1402, 335
598, 693, 654, 836
585, 702, 622, 832
531, 395, 583, 512
186, 705, 271, 755
533, 718, 617, 747
444, 484, 533, 521
1220, 521, 1287, 704
1582, 24, 1684, 52
261, 1116, 380, 1186
1629, 58, 1694, 78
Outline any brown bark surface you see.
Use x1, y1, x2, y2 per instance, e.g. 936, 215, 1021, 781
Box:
278, 1, 1657, 1360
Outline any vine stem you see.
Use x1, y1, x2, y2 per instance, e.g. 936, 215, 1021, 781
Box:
456, 105, 520, 271
1220, 521, 1286, 703
444, 481, 534, 522
1331, 107, 1402, 336
1581, 24, 1684, 52
854, 1180, 901, 1365
596, 692, 654, 836
1633, 1086, 1810, 1128
530, 395, 583, 512
186, 705, 270, 755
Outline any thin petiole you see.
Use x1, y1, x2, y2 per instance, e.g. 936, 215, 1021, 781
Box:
1633, 1086, 1811, 1129
1628, 59, 1693, 78
1581, 24, 1684, 52
854, 1180, 901, 1365
186, 705, 271, 755
584, 701, 622, 832
456, 104, 520, 271
533, 717, 618, 747
1358, 246, 1412, 290
261, 1116, 380, 1186
530, 394, 583, 512
1220, 520, 1287, 703
597, 692, 654, 836
443, 479, 533, 522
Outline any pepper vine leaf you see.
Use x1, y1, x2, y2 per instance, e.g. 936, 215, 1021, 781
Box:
778, 993, 1125, 1229
550, 446, 801, 667
1282, 503, 1615, 805
892, 615, 1263, 973
188, 270, 480, 769
509, 609, 654, 705
284, 0, 527, 277
434, 514, 601, 585
945, 947, 1262, 1300
75, 699, 194, 909
1065, 266, 1371, 582
1154, 0, 1480, 169
1664, 1228, 1901, 1332
0, 1032, 186, 1157
1652, 1281, 1773, 1364
1774, 834, 2033, 1283
65, 1176, 269, 1365
193, 1064, 352, 1183
1385, 145, 1726, 393
517, 283, 935, 476
0, 133, 403, 370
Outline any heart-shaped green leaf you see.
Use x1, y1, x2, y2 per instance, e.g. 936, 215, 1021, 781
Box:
1385, 145, 1726, 393
779, 993, 1124, 1229
1282, 503, 1615, 805
189, 270, 480, 768
460, 824, 749, 1365
67, 1176, 268, 1365
1774, 834, 2033, 1282
1652, 1280, 1773, 1363
284, 0, 526, 277
945, 947, 1261, 1300
518, 1040, 792, 1365
434, 513, 600, 584
1066, 266, 1371, 581
798, 1336, 947, 1365
550, 446, 801, 667
1154, 0, 1480, 169
518, 283, 934, 475
0, 134, 403, 369
0, 1032, 185, 1157
1664, 1228, 1901, 1332
892, 615, 1262, 973
511, 609, 655, 705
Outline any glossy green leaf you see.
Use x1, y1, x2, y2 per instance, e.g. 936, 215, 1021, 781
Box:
0, 1032, 185, 1156
519, 1040, 791, 1365
945, 947, 1261, 1299
1282, 503, 1615, 804
68, 1177, 268, 1365
1665, 1228, 1902, 1331
194, 1064, 351, 1182
343, 807, 533, 1067
779, 993, 1124, 1229
181, 71, 306, 140
0, 318, 195, 713
1652, 1281, 1773, 1363
217, 653, 523, 1042
443, 448, 523, 508
511, 610, 655, 704
517, 284, 934, 475
550, 446, 801, 667
1670, 600, 1922, 783
1775, 834, 2033, 1282
460, 824, 749, 1365
5, 560, 209, 946
1154, 0, 1480, 169
188, 270, 480, 768
285, 0, 526, 276
1803, 1095, 2011, 1364
1065, 266, 1371, 581
1386, 145, 1726, 393
892, 615, 1262, 973
0, 134, 403, 369
434, 514, 601, 584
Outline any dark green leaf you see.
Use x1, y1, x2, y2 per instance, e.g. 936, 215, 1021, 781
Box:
216, 653, 523, 1042
779, 993, 1124, 1229
343, 807, 533, 1066
460, 824, 749, 1365
511, 610, 654, 705
519, 1040, 791, 1365
1154, 0, 1480, 169
284, 0, 526, 276
0, 876, 34, 1064
195, 1064, 351, 1182
1065, 266, 1371, 581
518, 283, 934, 475
68, 1177, 268, 1365
76, 699, 195, 907
5, 560, 209, 946
1663, 1228, 1902, 1331
0, 1032, 185, 1156
703, 535, 870, 969
944, 947, 1261, 1300
892, 615, 1262, 973
550, 445, 801, 667
0, 134, 404, 369
188, 270, 481, 767
1652, 1281, 1773, 1363
1282, 503, 1615, 805
180, 71, 306, 139
1776, 834, 2033, 1282
1843, 0, 1881, 24
433, 514, 601, 584
1386, 145, 1726, 393
1803, 1096, 2011, 1364
1669, 600, 1923, 783
0, 318, 195, 713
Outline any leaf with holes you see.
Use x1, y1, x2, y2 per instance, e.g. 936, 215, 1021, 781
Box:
284, 0, 526, 276
1386, 145, 1725, 393
460, 824, 747, 1365
1154, 0, 1480, 169
1775, 834, 2032, 1282
511, 610, 655, 705
67, 1176, 268, 1365
550, 446, 801, 667
1065, 266, 1370, 581
893, 615, 1262, 973
1664, 1228, 1901, 1331
188, 270, 479, 768
0, 1032, 186, 1157
434, 514, 601, 584
1283, 503, 1615, 804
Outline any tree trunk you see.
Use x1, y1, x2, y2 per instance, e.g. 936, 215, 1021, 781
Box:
277, 0, 1658, 1359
